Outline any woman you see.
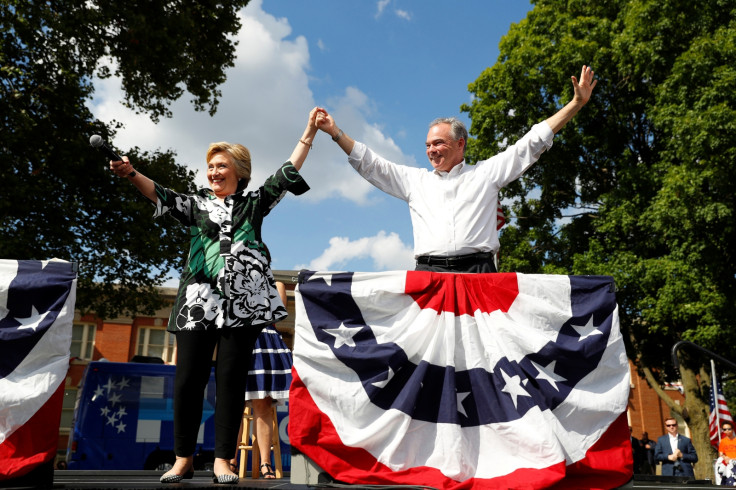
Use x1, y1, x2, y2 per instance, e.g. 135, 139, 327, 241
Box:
109, 107, 324, 484
231, 281, 292, 478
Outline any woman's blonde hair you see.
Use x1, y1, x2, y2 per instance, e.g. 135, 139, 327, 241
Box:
206, 142, 251, 188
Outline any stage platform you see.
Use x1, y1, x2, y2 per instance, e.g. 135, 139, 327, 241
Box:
0, 471, 724, 490
13, 471, 308, 490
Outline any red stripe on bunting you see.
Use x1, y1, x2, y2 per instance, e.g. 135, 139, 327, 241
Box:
291, 370, 577, 490
0, 379, 65, 480
405, 271, 519, 316
548, 412, 633, 490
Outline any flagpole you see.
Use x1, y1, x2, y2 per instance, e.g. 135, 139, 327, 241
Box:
712, 358, 722, 444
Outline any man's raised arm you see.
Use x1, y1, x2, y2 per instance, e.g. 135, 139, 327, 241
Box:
545, 65, 597, 134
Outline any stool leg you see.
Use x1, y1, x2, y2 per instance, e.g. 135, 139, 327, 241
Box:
239, 406, 253, 479
236, 418, 245, 479
271, 405, 283, 479
252, 428, 260, 479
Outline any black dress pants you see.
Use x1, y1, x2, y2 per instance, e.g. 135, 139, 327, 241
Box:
173, 327, 262, 459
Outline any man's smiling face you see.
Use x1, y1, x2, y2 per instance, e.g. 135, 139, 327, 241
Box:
426, 123, 465, 172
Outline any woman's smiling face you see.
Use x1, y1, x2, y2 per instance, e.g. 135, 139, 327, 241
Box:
207, 151, 239, 198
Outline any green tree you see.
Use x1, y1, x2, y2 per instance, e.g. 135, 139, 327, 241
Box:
463, 0, 735, 478
1, 0, 250, 318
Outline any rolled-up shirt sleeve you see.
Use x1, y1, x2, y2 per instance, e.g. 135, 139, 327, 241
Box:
483, 121, 555, 188
348, 142, 414, 201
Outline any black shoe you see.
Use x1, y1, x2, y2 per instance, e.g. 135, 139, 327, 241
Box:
260, 462, 276, 479
160, 469, 194, 483
212, 473, 238, 484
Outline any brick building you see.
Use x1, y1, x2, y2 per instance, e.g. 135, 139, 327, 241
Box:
58, 270, 687, 466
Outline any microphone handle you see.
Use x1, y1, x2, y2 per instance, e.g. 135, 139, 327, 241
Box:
96, 142, 135, 177
100, 145, 122, 162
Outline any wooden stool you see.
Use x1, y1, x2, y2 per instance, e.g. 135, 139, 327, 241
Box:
236, 405, 283, 479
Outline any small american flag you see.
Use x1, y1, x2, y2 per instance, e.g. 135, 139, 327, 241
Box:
710, 377, 734, 447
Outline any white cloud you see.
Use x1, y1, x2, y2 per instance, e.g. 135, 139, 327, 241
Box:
374, 0, 411, 21
376, 0, 391, 18
86, 0, 414, 206
298, 231, 414, 271
395, 9, 412, 20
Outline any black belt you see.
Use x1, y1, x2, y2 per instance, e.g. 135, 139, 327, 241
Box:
416, 251, 494, 267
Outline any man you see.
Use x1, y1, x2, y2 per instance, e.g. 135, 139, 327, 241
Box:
316, 66, 597, 273
717, 422, 736, 486
654, 417, 698, 477
640, 431, 656, 475
630, 427, 643, 474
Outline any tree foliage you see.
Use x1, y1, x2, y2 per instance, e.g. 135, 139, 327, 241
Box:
463, 0, 736, 477
0, 0, 250, 318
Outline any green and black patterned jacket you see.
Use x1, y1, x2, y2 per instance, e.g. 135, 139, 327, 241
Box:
151, 162, 308, 332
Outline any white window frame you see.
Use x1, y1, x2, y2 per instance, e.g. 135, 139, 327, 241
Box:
71, 322, 96, 360
136, 326, 176, 363
59, 387, 78, 435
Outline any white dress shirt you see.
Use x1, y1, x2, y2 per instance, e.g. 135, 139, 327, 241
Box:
669, 433, 679, 455
348, 122, 555, 258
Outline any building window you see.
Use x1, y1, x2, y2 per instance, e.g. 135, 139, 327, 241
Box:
59, 387, 78, 434
136, 327, 176, 363
71, 323, 96, 360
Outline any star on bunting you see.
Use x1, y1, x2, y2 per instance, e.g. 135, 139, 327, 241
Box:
500, 369, 530, 408
14, 305, 50, 332
531, 360, 567, 391
571, 315, 603, 341
457, 392, 470, 417
371, 366, 394, 388
324, 322, 362, 348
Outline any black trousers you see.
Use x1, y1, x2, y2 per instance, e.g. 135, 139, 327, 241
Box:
173, 327, 262, 459
415, 252, 497, 273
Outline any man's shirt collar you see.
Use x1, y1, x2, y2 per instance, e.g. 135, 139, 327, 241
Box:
433, 161, 466, 177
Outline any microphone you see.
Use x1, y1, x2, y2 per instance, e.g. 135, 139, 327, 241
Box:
89, 134, 122, 161
90, 135, 136, 177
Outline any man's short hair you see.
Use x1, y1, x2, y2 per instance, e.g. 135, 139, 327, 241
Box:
429, 117, 468, 155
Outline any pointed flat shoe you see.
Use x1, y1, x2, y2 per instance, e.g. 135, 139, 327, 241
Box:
211, 473, 238, 484
160, 469, 194, 483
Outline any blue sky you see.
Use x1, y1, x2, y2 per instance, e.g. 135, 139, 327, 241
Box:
90, 0, 533, 281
